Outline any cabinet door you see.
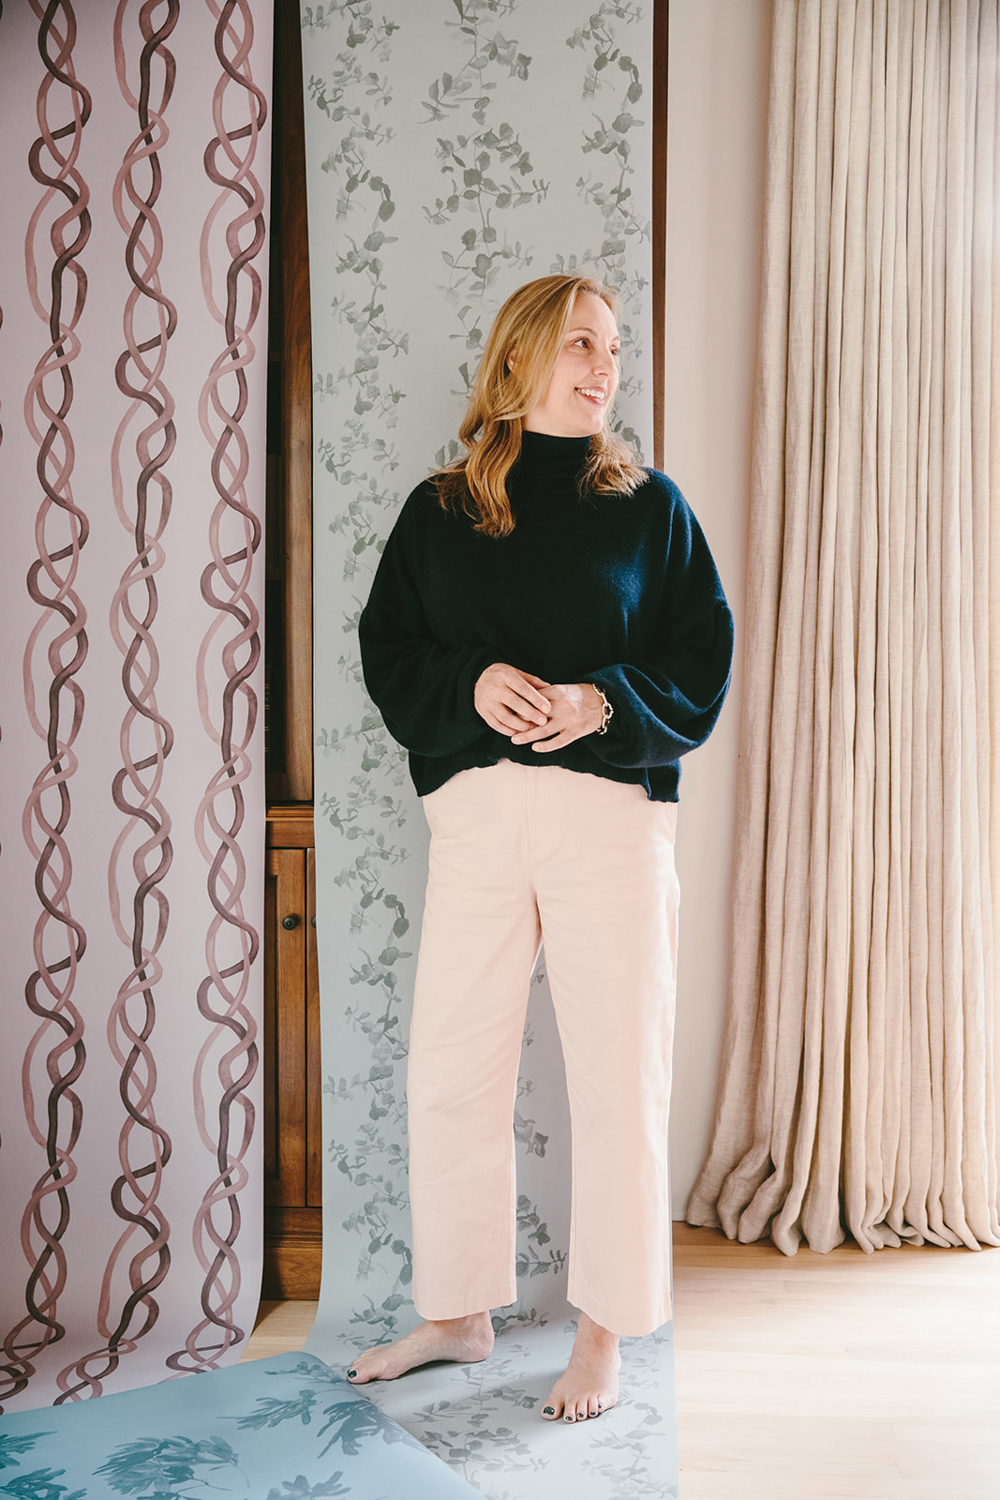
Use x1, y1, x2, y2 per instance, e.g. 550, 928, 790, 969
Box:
263, 836, 323, 1297
306, 847, 322, 1207
264, 846, 308, 1207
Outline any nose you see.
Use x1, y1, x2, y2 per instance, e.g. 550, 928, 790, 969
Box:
590, 341, 617, 375
591, 345, 617, 379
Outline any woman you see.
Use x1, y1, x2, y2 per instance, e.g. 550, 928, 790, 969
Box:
348, 275, 733, 1423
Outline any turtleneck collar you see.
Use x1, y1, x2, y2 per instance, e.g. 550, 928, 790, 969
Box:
517, 429, 591, 478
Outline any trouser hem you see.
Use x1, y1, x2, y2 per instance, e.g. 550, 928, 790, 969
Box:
568, 1269, 673, 1338
413, 1283, 518, 1321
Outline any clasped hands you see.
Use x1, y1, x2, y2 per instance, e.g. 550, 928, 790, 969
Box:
474, 663, 604, 752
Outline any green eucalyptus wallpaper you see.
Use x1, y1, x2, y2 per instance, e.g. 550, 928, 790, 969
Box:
300, 4, 676, 1494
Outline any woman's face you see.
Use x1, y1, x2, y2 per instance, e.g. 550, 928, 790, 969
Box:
521, 291, 621, 438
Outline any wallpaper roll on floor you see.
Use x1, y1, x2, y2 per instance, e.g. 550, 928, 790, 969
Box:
0, 1353, 482, 1498
0, 1, 271, 1411
302, 5, 677, 1495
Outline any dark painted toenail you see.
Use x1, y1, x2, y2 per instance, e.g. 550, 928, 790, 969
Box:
347, 1369, 357, 1378
564, 1414, 573, 1422
543, 1406, 554, 1415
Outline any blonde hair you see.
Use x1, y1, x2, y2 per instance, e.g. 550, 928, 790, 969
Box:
434, 274, 645, 538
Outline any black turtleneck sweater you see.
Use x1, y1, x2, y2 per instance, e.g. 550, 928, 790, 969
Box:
358, 431, 734, 802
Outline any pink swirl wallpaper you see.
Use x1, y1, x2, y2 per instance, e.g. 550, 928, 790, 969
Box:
0, 0, 270, 1411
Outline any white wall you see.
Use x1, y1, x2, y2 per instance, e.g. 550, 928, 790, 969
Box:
666, 0, 772, 1215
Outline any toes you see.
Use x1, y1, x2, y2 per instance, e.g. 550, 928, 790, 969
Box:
542, 1386, 616, 1423
346, 1354, 385, 1385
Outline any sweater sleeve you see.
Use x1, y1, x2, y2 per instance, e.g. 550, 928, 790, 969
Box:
583, 490, 734, 770
358, 492, 495, 758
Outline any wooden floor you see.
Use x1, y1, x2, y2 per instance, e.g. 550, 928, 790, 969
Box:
243, 1224, 1000, 1499
672, 1224, 1000, 1500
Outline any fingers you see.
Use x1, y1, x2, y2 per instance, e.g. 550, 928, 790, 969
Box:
530, 729, 578, 752
490, 665, 551, 720
509, 722, 578, 752
507, 676, 552, 720
495, 706, 544, 736
509, 719, 558, 745
480, 698, 547, 738
475, 663, 552, 733
508, 685, 588, 750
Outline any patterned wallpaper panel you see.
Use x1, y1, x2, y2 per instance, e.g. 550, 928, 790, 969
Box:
302, 6, 674, 1495
304, 0, 653, 1339
0, 0, 270, 1412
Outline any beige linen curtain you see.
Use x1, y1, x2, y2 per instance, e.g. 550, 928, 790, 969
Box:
687, 0, 1000, 1254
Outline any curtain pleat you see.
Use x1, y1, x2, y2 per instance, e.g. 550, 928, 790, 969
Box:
688, 0, 1000, 1254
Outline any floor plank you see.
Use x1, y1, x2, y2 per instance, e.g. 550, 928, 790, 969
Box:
241, 1299, 317, 1361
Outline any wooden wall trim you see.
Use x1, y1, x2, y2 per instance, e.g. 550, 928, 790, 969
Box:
275, 0, 314, 803
267, 803, 315, 848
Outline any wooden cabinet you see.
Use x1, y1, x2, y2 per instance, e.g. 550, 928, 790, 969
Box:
262, 3, 317, 1297
263, 806, 322, 1297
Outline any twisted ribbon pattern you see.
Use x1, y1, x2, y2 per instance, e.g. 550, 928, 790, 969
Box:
1, 0, 91, 1410
53, 0, 180, 1401
166, 0, 266, 1375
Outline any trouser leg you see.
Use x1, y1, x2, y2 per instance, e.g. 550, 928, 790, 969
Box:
532, 767, 680, 1338
407, 763, 541, 1320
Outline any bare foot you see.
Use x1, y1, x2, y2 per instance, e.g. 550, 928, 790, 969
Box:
541, 1312, 621, 1422
345, 1311, 494, 1384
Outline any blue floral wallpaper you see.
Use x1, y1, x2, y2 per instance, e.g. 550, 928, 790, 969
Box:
300, 3, 674, 1494
0, 1353, 478, 1499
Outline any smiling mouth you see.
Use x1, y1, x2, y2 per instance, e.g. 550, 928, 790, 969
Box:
576, 387, 607, 404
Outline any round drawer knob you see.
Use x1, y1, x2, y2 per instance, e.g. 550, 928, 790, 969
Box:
281, 914, 300, 931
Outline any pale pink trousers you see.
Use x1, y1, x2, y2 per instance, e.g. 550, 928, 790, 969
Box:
407, 760, 680, 1338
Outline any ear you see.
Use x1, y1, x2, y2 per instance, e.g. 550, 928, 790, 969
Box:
506, 348, 517, 373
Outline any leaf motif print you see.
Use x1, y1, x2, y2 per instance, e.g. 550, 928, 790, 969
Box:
0, 1471, 86, 1500
514, 1195, 566, 1280
513, 1110, 548, 1158
263, 1476, 350, 1500
422, 0, 545, 300
232, 1387, 319, 1429
409, 1382, 548, 1482
307, 0, 660, 1398
316, 1400, 423, 1457
92, 1436, 241, 1497
307, 11, 405, 427
566, 3, 645, 98
489, 1304, 545, 1335
305, 6, 414, 1326
581, 1394, 674, 1498
0, 1438, 52, 1475
557, 1, 650, 460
